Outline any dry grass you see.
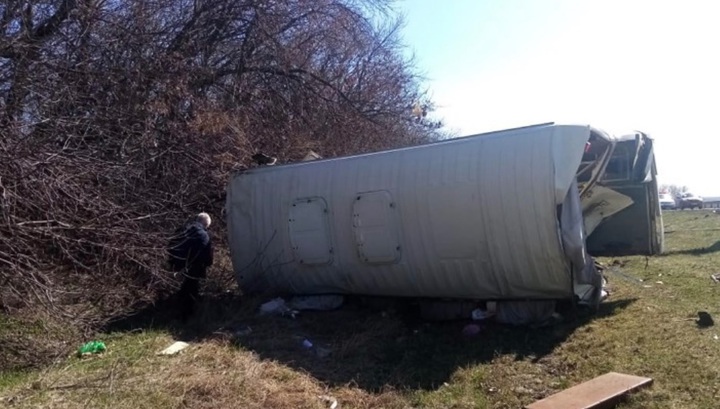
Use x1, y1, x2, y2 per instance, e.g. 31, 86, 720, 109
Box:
2, 210, 720, 408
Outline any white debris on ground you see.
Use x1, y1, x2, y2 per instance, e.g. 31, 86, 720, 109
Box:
158, 341, 190, 355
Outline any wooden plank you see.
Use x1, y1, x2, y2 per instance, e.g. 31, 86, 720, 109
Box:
525, 372, 653, 409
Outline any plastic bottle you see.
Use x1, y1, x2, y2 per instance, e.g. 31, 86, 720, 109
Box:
78, 340, 107, 356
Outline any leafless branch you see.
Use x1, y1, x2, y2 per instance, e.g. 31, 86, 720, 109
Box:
0, 0, 445, 371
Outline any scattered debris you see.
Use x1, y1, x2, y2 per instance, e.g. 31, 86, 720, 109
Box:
471, 308, 495, 321
525, 372, 653, 409
303, 150, 323, 162
259, 297, 299, 318
600, 274, 611, 300
713, 334, 718, 340
233, 325, 253, 338
211, 324, 253, 343
251, 152, 277, 166
318, 395, 338, 409
301, 339, 332, 358
314, 346, 333, 358
77, 340, 106, 357
514, 386, 534, 395
494, 300, 556, 326
259, 297, 287, 313
697, 311, 714, 328
158, 341, 190, 355
656, 281, 664, 285
288, 295, 344, 311
711, 273, 720, 283
600, 289, 609, 300
607, 265, 645, 285
461, 324, 482, 337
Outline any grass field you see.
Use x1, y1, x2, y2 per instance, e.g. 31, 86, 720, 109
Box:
2, 210, 720, 408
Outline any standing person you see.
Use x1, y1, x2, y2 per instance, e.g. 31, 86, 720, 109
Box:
168, 212, 214, 320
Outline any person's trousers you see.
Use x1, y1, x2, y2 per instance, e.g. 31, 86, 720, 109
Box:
178, 265, 206, 320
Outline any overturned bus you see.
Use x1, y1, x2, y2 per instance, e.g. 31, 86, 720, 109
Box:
225, 123, 661, 317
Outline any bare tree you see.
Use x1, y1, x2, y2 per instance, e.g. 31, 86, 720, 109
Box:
1, 1, 444, 366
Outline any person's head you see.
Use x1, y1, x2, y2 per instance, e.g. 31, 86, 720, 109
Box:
196, 212, 211, 229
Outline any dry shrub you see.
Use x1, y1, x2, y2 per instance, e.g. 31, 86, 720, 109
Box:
0, 0, 444, 371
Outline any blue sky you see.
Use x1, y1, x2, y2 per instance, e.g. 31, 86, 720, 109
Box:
396, 0, 720, 196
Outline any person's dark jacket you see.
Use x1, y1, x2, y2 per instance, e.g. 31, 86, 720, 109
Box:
168, 221, 213, 271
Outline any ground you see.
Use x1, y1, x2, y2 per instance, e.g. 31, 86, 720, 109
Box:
1, 210, 720, 408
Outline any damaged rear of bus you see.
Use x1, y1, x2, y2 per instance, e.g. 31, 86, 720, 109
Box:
583, 132, 662, 256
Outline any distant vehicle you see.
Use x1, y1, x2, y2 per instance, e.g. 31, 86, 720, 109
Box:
659, 193, 676, 210
678, 192, 703, 210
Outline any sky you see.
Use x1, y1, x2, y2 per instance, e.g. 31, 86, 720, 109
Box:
396, 0, 720, 196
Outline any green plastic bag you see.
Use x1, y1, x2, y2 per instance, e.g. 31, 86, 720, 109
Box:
77, 340, 107, 356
